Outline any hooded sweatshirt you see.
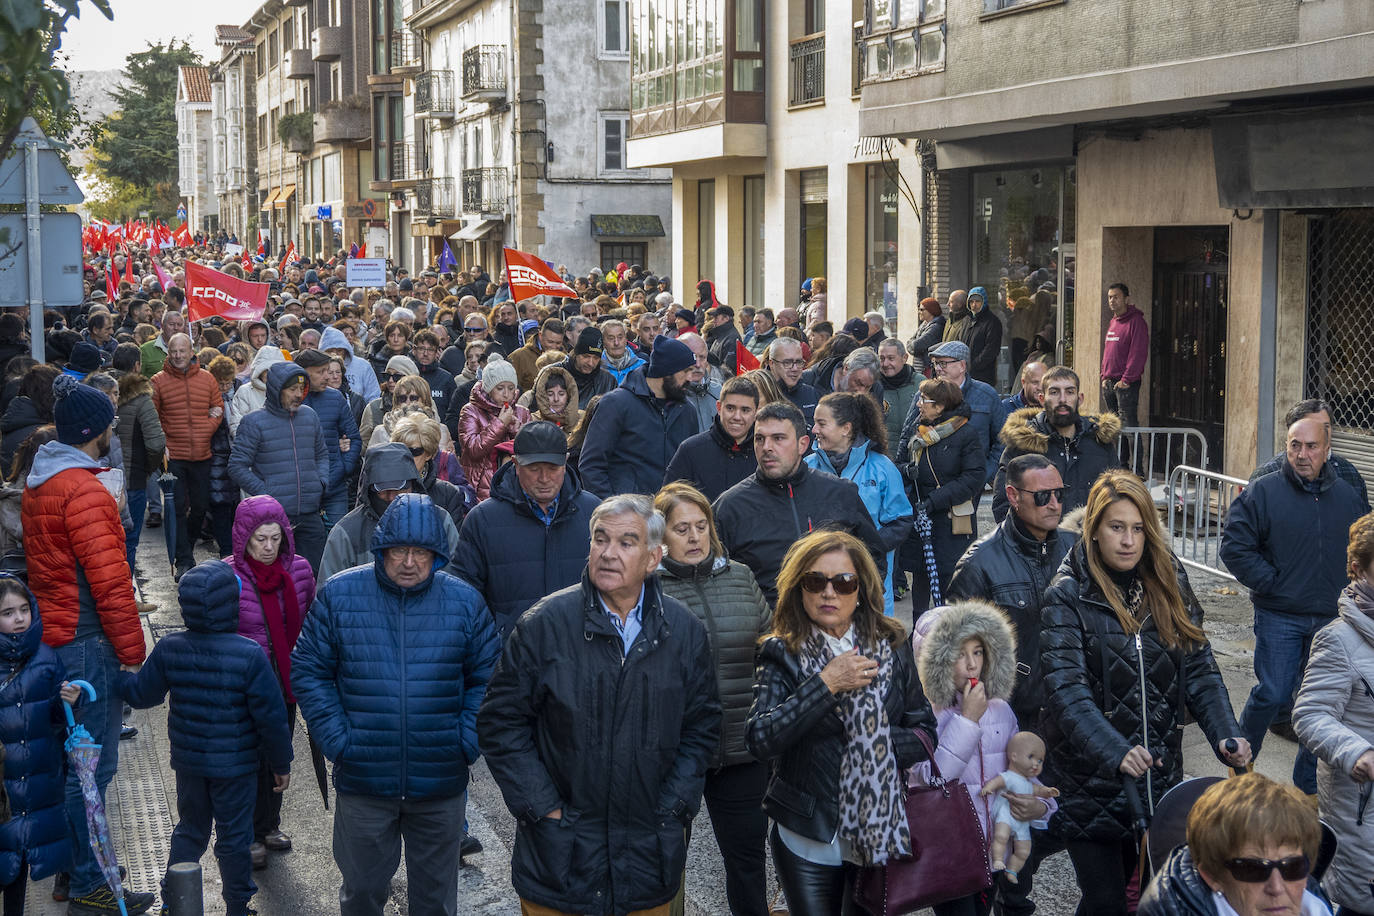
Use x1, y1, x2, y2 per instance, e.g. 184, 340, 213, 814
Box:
230, 345, 287, 435
320, 326, 381, 403
228, 362, 330, 517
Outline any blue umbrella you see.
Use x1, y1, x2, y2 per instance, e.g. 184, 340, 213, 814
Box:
63, 679, 129, 916
158, 464, 178, 567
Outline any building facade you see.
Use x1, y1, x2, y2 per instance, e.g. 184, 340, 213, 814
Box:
858, 0, 1374, 478
175, 66, 217, 233
208, 26, 259, 241
626, 0, 923, 329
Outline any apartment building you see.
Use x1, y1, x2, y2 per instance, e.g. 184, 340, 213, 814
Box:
857, 0, 1374, 477
625, 0, 924, 331
208, 26, 258, 240
175, 66, 217, 233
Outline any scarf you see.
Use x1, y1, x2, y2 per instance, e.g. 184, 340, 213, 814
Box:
879, 365, 914, 390
245, 555, 303, 702
604, 350, 641, 372
906, 414, 967, 464
1344, 580, 1374, 620
797, 627, 910, 866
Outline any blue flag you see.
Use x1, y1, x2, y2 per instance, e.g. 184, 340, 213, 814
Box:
437, 240, 457, 273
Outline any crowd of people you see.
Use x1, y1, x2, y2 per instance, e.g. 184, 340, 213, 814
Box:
0, 238, 1365, 916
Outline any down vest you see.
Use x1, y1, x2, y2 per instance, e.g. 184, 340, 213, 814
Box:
578, 368, 698, 498
992, 407, 1122, 522
118, 560, 293, 778
151, 359, 223, 462
229, 363, 330, 517
452, 461, 598, 637
0, 584, 71, 885
1039, 542, 1241, 841
291, 494, 500, 799
658, 554, 770, 769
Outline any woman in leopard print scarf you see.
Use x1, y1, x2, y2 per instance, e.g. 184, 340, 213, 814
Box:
746, 530, 937, 915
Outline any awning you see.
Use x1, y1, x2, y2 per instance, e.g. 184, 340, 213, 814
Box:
449, 218, 502, 241
274, 184, 297, 209
260, 188, 281, 209
589, 214, 666, 238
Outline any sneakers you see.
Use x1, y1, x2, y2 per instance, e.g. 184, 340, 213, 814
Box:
120, 724, 139, 740
68, 886, 155, 915
250, 842, 267, 870
173, 564, 191, 583
137, 601, 158, 615
262, 829, 292, 851
145, 513, 161, 529
53, 872, 69, 901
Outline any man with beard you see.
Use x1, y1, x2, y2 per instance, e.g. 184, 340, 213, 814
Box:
1002, 361, 1048, 414
765, 337, 819, 425
556, 326, 616, 410
877, 339, 918, 462
578, 335, 698, 497
991, 366, 1120, 522
600, 319, 646, 384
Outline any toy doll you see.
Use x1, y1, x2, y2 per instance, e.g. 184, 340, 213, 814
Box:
979, 731, 1060, 883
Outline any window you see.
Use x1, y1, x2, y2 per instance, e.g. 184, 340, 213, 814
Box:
983, 0, 1053, 12
599, 112, 629, 173
258, 114, 268, 147
283, 18, 294, 50
698, 179, 716, 282
268, 30, 279, 68
601, 243, 647, 273
323, 152, 342, 201
256, 44, 266, 76
860, 0, 945, 84
743, 175, 764, 309
600, 0, 628, 56
270, 107, 279, 143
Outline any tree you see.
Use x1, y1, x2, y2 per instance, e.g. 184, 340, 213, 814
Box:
89, 40, 200, 191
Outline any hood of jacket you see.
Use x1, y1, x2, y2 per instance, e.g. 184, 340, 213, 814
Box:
534, 364, 580, 421
968, 286, 989, 310
359, 442, 423, 514
468, 379, 502, 416
913, 599, 1017, 709
0, 395, 45, 434
370, 493, 450, 587
177, 560, 242, 634
0, 573, 43, 667
265, 362, 309, 417
26, 439, 101, 489
999, 405, 1122, 453
231, 495, 298, 569
318, 326, 354, 360
810, 436, 877, 477
247, 345, 287, 391
1337, 587, 1374, 646
117, 370, 152, 406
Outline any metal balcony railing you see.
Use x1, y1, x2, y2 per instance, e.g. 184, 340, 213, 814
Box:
789, 33, 825, 106
414, 177, 456, 217
415, 71, 455, 117
388, 142, 416, 182
462, 45, 507, 100
390, 30, 424, 73
461, 167, 508, 214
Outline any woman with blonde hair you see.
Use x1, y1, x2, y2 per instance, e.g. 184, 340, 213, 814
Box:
1040, 469, 1251, 915
747, 529, 935, 915
388, 413, 471, 528
367, 375, 453, 453
741, 368, 785, 406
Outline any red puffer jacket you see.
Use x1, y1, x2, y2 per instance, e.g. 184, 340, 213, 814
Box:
21, 443, 146, 665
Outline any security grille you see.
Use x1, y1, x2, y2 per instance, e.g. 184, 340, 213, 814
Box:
1304, 208, 1374, 479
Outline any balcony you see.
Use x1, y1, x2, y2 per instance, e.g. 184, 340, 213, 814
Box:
228, 167, 246, 190
388, 142, 418, 186
213, 174, 227, 195
314, 104, 369, 144
415, 70, 455, 119
390, 30, 424, 76
312, 26, 344, 62
414, 177, 456, 218
461, 167, 508, 215
286, 48, 314, 80
789, 34, 825, 106
462, 45, 507, 102
213, 117, 226, 136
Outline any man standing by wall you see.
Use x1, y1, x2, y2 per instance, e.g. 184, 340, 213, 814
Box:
1100, 282, 1148, 428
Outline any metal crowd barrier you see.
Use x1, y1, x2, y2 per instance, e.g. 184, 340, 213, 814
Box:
1118, 426, 1210, 491
1163, 464, 1247, 581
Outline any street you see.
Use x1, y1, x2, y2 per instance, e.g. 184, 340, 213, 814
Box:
24, 501, 1293, 916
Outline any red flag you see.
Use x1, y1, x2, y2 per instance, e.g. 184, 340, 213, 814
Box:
185, 262, 269, 323
173, 223, 193, 248
106, 266, 117, 302
123, 248, 134, 286
152, 260, 176, 292
357, 242, 366, 258
279, 242, 297, 274
735, 340, 760, 372
256, 234, 266, 257
240, 248, 252, 272
503, 247, 578, 301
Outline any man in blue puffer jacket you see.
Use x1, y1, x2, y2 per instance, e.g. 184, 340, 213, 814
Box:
119, 561, 293, 916
293, 348, 363, 529
229, 362, 331, 573
291, 493, 500, 916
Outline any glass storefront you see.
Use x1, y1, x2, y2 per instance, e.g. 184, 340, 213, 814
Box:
865, 163, 899, 323
971, 164, 1076, 390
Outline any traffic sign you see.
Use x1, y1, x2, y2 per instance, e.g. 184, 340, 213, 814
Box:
362, 198, 376, 218
317, 204, 332, 220
0, 118, 83, 205
0, 213, 83, 306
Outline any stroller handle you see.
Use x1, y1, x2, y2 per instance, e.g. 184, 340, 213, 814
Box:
62, 679, 98, 729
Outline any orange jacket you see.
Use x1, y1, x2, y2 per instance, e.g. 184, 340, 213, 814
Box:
22, 447, 146, 665
152, 361, 223, 462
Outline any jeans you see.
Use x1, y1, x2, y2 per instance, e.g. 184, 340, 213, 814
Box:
322, 492, 349, 531
253, 704, 296, 842
168, 771, 257, 913
289, 511, 327, 576
126, 488, 147, 573
55, 636, 124, 898
169, 458, 211, 569
333, 792, 465, 916
1239, 608, 1325, 793
1101, 380, 1140, 429
1063, 837, 1137, 916
703, 762, 769, 916
769, 824, 858, 916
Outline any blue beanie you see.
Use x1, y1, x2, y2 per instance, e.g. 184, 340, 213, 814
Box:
647, 335, 694, 378
52, 375, 115, 446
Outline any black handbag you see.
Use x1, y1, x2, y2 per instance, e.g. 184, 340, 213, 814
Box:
855, 730, 992, 915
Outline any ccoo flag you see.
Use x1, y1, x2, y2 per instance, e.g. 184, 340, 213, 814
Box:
503, 247, 577, 300
185, 262, 269, 323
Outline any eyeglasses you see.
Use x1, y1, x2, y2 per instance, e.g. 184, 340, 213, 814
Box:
775, 359, 805, 370
463, 326, 486, 334
917, 396, 936, 406
932, 359, 958, 369
385, 546, 432, 563
1222, 856, 1310, 884
385, 372, 406, 381
1014, 486, 1066, 507
413, 345, 437, 355
799, 572, 860, 595
394, 394, 422, 404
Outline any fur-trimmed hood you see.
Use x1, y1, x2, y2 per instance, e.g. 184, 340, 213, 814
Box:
999, 405, 1122, 454
913, 599, 1018, 709
117, 370, 152, 406
533, 363, 580, 426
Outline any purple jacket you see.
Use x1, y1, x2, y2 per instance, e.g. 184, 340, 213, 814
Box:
226, 496, 315, 685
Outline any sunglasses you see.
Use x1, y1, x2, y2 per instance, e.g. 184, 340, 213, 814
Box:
408, 445, 427, 457
800, 572, 860, 595
394, 394, 422, 404
1014, 486, 1066, 507
463, 326, 485, 334
385, 372, 406, 381
1222, 856, 1310, 883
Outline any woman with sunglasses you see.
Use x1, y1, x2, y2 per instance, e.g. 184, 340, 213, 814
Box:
1041, 470, 1250, 916
367, 376, 453, 454
458, 354, 530, 501
1139, 773, 1331, 916
746, 529, 936, 916
359, 355, 419, 448
1293, 510, 1374, 916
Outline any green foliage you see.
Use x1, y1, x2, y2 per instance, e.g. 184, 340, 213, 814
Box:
89, 39, 201, 191
83, 162, 179, 222
278, 112, 314, 146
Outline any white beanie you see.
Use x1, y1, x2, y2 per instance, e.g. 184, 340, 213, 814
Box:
481, 354, 518, 391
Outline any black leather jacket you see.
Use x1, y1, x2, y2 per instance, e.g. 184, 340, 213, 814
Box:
745, 635, 936, 844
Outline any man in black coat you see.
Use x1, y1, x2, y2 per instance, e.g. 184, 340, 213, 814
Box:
704, 305, 742, 376
992, 366, 1121, 522
556, 327, 617, 411
663, 374, 758, 502
966, 286, 1003, 387
478, 495, 720, 916
453, 423, 599, 637
411, 329, 457, 422
713, 402, 886, 603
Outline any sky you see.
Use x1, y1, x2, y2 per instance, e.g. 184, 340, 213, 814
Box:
61, 0, 263, 71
